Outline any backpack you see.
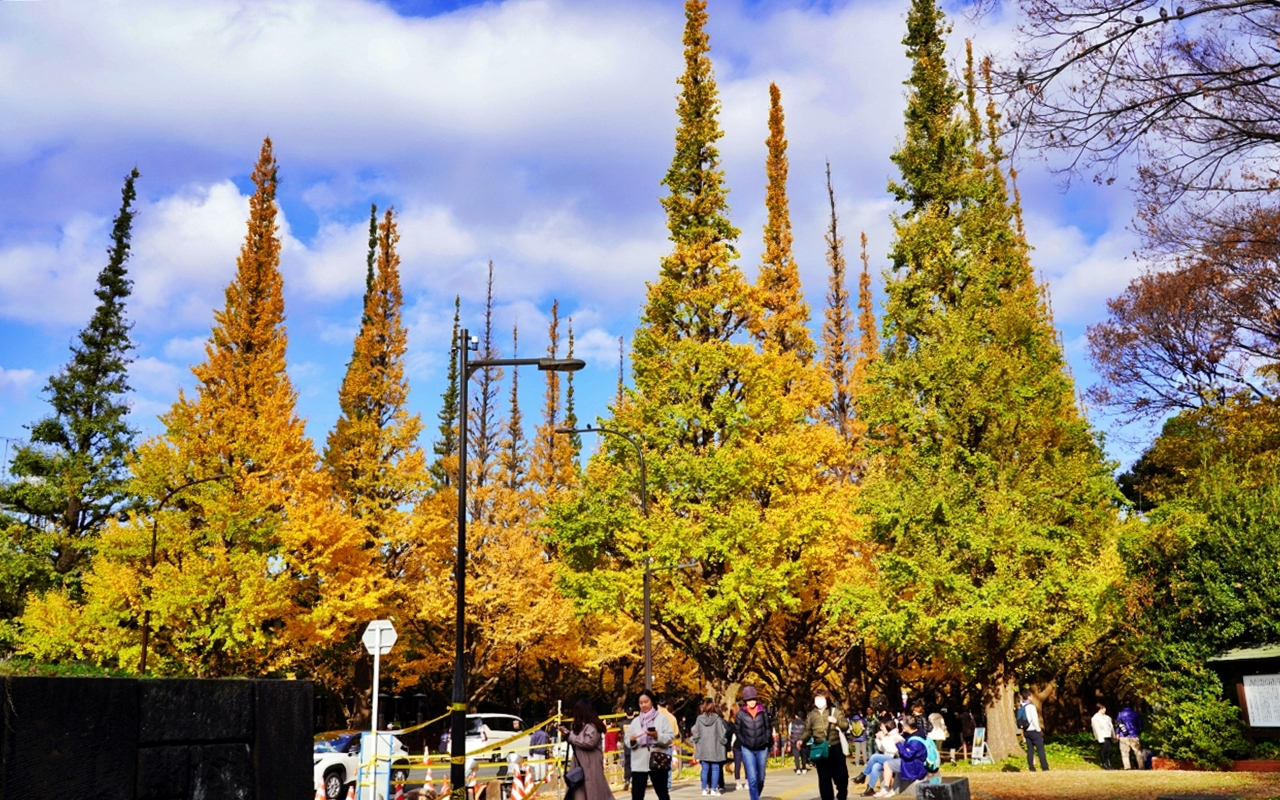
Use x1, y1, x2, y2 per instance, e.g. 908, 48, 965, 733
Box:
909, 735, 940, 773
1015, 704, 1029, 731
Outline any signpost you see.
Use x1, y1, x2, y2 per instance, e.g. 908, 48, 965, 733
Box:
362, 620, 398, 800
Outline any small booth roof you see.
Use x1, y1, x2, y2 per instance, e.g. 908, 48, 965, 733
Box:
1208, 644, 1280, 663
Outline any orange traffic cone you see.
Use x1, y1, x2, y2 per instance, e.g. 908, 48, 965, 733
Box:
345, 783, 356, 800
315, 778, 327, 800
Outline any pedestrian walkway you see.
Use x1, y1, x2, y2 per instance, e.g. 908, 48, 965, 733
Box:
614, 768, 839, 800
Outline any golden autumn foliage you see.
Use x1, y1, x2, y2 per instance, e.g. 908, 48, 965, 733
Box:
754, 83, 814, 362
21, 140, 378, 677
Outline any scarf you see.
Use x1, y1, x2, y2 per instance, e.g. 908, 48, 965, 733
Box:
636, 708, 660, 746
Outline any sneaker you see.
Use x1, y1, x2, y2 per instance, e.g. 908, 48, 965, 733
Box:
702, 791, 710, 796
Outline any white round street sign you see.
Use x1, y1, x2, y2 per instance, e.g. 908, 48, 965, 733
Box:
362, 619, 397, 655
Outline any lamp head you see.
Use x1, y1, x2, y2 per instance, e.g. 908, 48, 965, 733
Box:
538, 358, 586, 372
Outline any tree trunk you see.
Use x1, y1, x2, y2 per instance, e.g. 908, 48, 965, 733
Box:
983, 676, 1022, 762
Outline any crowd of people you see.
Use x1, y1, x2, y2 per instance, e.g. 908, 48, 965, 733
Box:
556, 688, 1149, 800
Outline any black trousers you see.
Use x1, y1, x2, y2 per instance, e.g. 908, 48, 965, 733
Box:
792, 740, 809, 771
814, 755, 848, 800
1097, 739, 1113, 769
1024, 731, 1048, 771
631, 770, 670, 800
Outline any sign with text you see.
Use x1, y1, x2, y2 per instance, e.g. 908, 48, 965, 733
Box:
1243, 674, 1280, 727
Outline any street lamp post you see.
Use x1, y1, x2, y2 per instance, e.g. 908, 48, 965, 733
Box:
554, 425, 694, 691
451, 328, 584, 800
138, 473, 229, 674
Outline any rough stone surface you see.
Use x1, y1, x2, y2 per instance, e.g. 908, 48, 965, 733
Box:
254, 680, 313, 800
139, 679, 255, 744
914, 775, 971, 800
137, 746, 191, 799
0, 676, 311, 800
0, 676, 138, 800
190, 743, 254, 800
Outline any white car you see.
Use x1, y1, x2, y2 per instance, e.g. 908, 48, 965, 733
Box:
313, 731, 411, 800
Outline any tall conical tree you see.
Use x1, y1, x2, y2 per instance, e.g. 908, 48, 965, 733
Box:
528, 301, 577, 501
499, 327, 527, 495
854, 233, 879, 385
325, 207, 428, 569
843, 1, 1120, 760
469, 263, 504, 526
1, 168, 140, 593
753, 83, 813, 362
820, 162, 855, 448
22, 140, 375, 678
430, 297, 462, 490
550, 0, 841, 698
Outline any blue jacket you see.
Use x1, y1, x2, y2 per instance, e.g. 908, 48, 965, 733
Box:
895, 737, 928, 782
1116, 708, 1142, 738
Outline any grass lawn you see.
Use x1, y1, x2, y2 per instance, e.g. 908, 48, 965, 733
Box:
962, 770, 1280, 800
923, 733, 1280, 799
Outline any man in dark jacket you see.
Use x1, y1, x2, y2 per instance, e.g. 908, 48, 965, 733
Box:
735, 687, 771, 800
788, 712, 809, 774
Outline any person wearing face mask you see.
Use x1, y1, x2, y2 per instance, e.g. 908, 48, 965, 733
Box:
801, 689, 852, 800
734, 687, 771, 800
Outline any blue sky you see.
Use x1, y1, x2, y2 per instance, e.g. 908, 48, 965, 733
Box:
0, 0, 1150, 474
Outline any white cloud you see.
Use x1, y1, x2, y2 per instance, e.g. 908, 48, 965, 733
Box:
287, 205, 477, 299
0, 366, 37, 397
1024, 213, 1142, 326
129, 356, 187, 397
162, 335, 208, 361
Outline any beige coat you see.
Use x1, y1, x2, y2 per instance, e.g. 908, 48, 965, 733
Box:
567, 723, 611, 800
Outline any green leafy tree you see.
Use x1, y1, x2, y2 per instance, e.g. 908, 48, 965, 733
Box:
550, 0, 840, 699
0, 168, 140, 601
840, 15, 1120, 760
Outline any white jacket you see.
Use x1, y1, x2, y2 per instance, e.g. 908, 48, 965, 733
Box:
1091, 711, 1114, 743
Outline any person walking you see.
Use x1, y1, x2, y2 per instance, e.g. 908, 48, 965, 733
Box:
1091, 703, 1115, 770
788, 712, 809, 774
563, 698, 611, 800
1018, 690, 1049, 772
692, 698, 730, 796
848, 710, 868, 768
530, 723, 552, 782
1116, 702, 1143, 770
801, 689, 851, 800
734, 687, 772, 800
628, 690, 675, 800
729, 703, 743, 789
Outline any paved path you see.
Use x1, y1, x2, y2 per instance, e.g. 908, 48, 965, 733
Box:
619, 766, 845, 800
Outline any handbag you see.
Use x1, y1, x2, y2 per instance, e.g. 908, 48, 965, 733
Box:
808, 738, 830, 760
565, 744, 585, 789
648, 749, 672, 771
838, 728, 850, 757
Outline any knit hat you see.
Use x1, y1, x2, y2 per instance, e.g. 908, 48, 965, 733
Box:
742, 686, 758, 701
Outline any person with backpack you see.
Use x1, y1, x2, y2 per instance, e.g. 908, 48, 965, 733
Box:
1116, 702, 1143, 770
692, 698, 731, 796
801, 689, 853, 800
1017, 690, 1048, 772
735, 687, 772, 800
849, 710, 869, 768
872, 718, 930, 798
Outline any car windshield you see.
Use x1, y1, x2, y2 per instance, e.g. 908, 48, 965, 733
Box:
314, 733, 358, 753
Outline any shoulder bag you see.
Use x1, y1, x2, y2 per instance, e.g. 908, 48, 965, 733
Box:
648, 748, 672, 771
